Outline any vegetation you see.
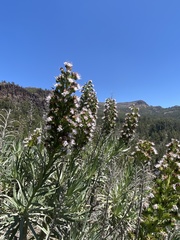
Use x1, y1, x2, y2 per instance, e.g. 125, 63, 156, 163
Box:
0, 63, 179, 239
0, 81, 50, 137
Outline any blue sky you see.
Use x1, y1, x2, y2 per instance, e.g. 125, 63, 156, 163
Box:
1, 0, 180, 107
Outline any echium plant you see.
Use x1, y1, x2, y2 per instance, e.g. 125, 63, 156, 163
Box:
102, 98, 118, 135
131, 140, 157, 240
45, 62, 98, 154
23, 127, 42, 147
119, 105, 140, 144
75, 80, 98, 148
80, 80, 98, 117
132, 140, 158, 164
45, 62, 82, 154
141, 138, 180, 239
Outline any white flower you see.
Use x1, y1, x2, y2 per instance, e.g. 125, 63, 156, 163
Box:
54, 83, 60, 87
62, 141, 68, 147
155, 159, 164, 168
75, 116, 81, 123
172, 205, 178, 212
160, 232, 168, 238
72, 129, 77, 135
57, 125, 62, 132
175, 162, 180, 168
37, 136, 41, 144
34, 128, 41, 133
46, 95, 52, 103
73, 86, 79, 91
47, 116, 53, 122
68, 78, 74, 83
155, 163, 161, 169
88, 137, 93, 142
70, 139, 75, 146
75, 103, 79, 108
64, 62, 73, 68
73, 84, 81, 91
91, 122, 96, 128
70, 108, 75, 115
75, 73, 81, 80
90, 128, 95, 133
142, 201, 149, 209
61, 90, 69, 96
145, 186, 152, 191
170, 153, 178, 158
83, 130, 88, 134
148, 193, 154, 199
161, 175, 168, 180
152, 147, 158, 155
152, 204, 158, 209
83, 115, 88, 121
89, 133, 94, 138
77, 83, 81, 89
67, 133, 72, 138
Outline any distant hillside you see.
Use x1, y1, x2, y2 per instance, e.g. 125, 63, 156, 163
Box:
117, 100, 149, 108
99, 99, 148, 107
0, 81, 180, 152
1, 81, 180, 120
98, 99, 180, 157
0, 81, 50, 107
0, 81, 51, 136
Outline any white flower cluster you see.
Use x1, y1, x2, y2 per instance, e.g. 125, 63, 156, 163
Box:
102, 98, 118, 135
73, 80, 98, 147
132, 140, 158, 162
64, 61, 73, 71
144, 138, 180, 235
120, 106, 140, 144
46, 94, 52, 104
23, 128, 42, 147
155, 139, 180, 182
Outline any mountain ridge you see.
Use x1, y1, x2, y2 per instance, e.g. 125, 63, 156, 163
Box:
0, 81, 180, 152
0, 81, 179, 110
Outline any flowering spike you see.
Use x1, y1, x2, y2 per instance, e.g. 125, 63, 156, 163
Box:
119, 105, 140, 144
132, 140, 157, 162
45, 64, 98, 154
45, 62, 81, 154
102, 98, 118, 135
74, 80, 98, 148
23, 128, 42, 147
80, 80, 98, 116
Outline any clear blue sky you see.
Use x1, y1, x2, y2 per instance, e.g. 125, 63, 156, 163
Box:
1, 0, 180, 107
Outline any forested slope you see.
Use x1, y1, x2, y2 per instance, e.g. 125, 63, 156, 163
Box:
0, 81, 180, 149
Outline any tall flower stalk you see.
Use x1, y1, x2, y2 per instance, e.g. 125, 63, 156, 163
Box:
119, 105, 140, 144
74, 80, 98, 149
45, 62, 81, 154
45, 63, 98, 154
102, 98, 118, 135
